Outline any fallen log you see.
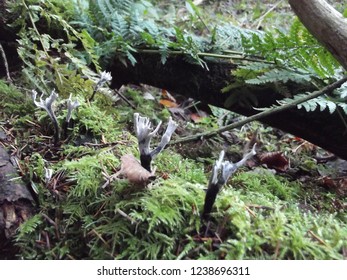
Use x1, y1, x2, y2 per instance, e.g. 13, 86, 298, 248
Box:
108, 54, 347, 160
1, 0, 346, 159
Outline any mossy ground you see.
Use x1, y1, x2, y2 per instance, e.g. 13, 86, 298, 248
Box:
1, 77, 346, 260
1, 0, 346, 260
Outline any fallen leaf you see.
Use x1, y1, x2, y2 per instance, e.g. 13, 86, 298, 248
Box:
259, 152, 289, 172
159, 99, 178, 108
190, 113, 204, 123
319, 176, 347, 196
121, 154, 156, 186
160, 172, 169, 180
161, 89, 176, 102
143, 92, 155, 100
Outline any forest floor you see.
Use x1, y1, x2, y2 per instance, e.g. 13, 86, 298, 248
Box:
0, 0, 346, 259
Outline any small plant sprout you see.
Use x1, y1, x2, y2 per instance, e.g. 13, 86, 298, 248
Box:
32, 89, 60, 145
201, 144, 257, 221
89, 71, 112, 102
134, 113, 178, 172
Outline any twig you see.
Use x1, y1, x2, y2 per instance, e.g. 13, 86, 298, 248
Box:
113, 89, 136, 109
136, 48, 275, 64
171, 76, 347, 145
82, 141, 123, 147
43, 231, 51, 250
253, 0, 285, 30
41, 213, 60, 240
307, 230, 328, 247
115, 208, 138, 224
0, 43, 11, 82
89, 229, 109, 247
336, 106, 347, 134
273, 240, 281, 260
244, 205, 257, 218
22, 0, 49, 58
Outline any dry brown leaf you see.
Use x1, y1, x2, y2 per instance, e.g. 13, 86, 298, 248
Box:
159, 99, 178, 108
259, 151, 289, 172
161, 89, 176, 102
190, 113, 203, 123
319, 176, 347, 196
121, 154, 156, 186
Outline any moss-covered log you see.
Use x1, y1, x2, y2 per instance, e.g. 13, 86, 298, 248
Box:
1, 0, 347, 159
108, 54, 347, 160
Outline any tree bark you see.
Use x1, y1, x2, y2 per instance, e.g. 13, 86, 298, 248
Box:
0, 142, 35, 259
288, 0, 347, 70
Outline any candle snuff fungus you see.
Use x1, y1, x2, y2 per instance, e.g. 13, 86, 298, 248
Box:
32, 89, 60, 145
32, 89, 80, 144
89, 71, 112, 102
102, 113, 177, 189
134, 113, 178, 172
202, 143, 257, 221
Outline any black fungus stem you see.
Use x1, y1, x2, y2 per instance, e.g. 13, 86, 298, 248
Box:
140, 153, 152, 172
201, 183, 222, 221
52, 117, 60, 146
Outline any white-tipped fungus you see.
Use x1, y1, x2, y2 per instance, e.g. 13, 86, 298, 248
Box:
202, 144, 257, 220
90, 71, 113, 102
32, 89, 60, 145
66, 94, 80, 123
134, 113, 177, 171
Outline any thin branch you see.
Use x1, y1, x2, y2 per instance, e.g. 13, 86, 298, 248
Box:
171, 76, 347, 145
135, 48, 275, 64
307, 230, 328, 247
0, 43, 11, 82
253, 0, 285, 30
335, 106, 347, 134
113, 89, 136, 109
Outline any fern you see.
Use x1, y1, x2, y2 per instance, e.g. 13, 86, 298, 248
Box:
245, 68, 312, 85
213, 23, 261, 52
10, 0, 102, 93
278, 94, 346, 115
241, 18, 342, 79
70, 0, 211, 67
225, 18, 347, 115
16, 214, 43, 241
256, 86, 347, 116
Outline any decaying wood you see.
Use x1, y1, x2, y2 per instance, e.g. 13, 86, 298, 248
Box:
109, 54, 347, 160
0, 144, 35, 259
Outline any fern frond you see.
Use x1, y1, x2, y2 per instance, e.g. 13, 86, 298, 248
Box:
16, 214, 43, 242
278, 94, 343, 115
246, 68, 311, 85
241, 18, 342, 79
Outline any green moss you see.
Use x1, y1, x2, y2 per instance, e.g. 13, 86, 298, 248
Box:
233, 171, 301, 201
10, 0, 347, 260
62, 151, 120, 198
71, 97, 121, 142
0, 79, 35, 116
155, 150, 207, 184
